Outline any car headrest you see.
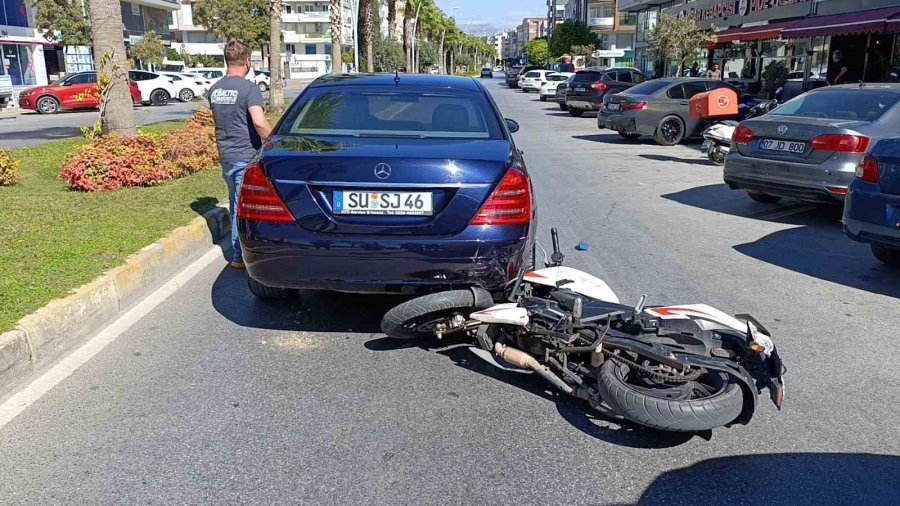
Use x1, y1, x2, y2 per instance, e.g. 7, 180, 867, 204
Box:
432, 104, 469, 132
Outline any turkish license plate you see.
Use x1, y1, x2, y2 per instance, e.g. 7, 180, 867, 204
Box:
760, 139, 806, 153
574, 86, 585, 92
333, 191, 433, 216
701, 140, 710, 152
607, 103, 620, 111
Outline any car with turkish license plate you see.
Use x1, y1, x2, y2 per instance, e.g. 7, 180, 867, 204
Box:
237, 74, 535, 298
518, 70, 553, 93
600, 78, 743, 145
555, 75, 573, 111
539, 72, 574, 102
725, 84, 900, 204
565, 68, 646, 117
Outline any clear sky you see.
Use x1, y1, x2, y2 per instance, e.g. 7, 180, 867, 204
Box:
433, 0, 546, 34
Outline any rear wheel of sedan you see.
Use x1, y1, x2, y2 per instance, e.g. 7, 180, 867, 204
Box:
381, 290, 476, 339
258, 82, 268, 92
618, 132, 641, 140
522, 88, 529, 93
558, 102, 567, 111
248, 277, 296, 299
871, 244, 900, 267
540, 96, 546, 102
178, 88, 194, 102
36, 96, 59, 114
568, 107, 584, 117
654, 115, 685, 146
746, 191, 782, 204
150, 89, 170, 106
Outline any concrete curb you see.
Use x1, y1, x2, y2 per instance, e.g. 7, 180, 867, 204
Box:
0, 206, 230, 399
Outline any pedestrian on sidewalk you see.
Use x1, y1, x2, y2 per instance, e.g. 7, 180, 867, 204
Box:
208, 40, 273, 269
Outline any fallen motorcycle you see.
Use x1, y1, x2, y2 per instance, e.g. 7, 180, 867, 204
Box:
381, 229, 785, 432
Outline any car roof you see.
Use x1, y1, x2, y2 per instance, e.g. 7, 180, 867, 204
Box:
814, 83, 900, 92
309, 73, 482, 91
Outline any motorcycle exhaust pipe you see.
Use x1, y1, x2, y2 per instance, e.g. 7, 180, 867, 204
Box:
494, 343, 574, 395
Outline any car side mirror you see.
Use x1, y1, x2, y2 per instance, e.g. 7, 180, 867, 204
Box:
505, 118, 519, 133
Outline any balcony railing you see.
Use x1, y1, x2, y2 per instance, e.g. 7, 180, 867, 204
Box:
283, 11, 330, 23
588, 17, 615, 28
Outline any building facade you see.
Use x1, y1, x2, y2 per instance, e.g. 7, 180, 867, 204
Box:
547, 0, 569, 36
623, 0, 900, 98
1, 0, 48, 95
516, 17, 546, 62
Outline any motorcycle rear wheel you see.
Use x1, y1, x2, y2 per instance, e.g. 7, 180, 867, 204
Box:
597, 359, 744, 432
708, 147, 726, 165
381, 290, 475, 339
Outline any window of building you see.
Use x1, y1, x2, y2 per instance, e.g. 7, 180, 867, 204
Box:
305, 44, 317, 55
286, 44, 297, 54
131, 3, 140, 16
183, 3, 193, 25
285, 4, 291, 13
0, 44, 37, 86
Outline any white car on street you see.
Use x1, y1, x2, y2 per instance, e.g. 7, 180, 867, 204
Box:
128, 70, 179, 106
159, 72, 206, 102
518, 69, 555, 93
539, 72, 575, 102
249, 70, 270, 91
190, 67, 226, 86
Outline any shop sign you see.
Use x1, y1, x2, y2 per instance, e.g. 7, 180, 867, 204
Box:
673, 0, 810, 27
593, 49, 626, 58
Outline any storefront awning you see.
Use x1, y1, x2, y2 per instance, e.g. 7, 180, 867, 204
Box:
713, 21, 796, 44
781, 6, 900, 39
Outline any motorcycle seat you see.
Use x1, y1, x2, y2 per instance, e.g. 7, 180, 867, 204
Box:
550, 289, 632, 319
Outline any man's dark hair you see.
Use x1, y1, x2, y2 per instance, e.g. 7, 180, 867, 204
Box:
224, 40, 251, 67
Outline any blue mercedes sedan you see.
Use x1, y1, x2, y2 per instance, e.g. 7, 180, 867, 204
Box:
237, 74, 535, 298
843, 139, 900, 267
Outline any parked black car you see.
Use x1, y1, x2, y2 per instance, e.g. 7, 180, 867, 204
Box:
555, 76, 574, 111
565, 67, 647, 117
506, 65, 542, 89
480, 67, 493, 78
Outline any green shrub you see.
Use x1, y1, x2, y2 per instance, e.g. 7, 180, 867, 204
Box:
0, 148, 19, 186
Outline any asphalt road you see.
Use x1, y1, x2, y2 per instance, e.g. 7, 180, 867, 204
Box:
0, 82, 306, 149
1, 76, 898, 505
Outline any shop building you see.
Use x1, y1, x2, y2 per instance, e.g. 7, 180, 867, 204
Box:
1, 0, 50, 98
622, 0, 900, 98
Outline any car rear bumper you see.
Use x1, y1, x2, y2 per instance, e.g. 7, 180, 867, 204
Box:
598, 113, 638, 133
520, 82, 540, 90
567, 99, 600, 111
240, 224, 533, 294
843, 181, 900, 247
724, 153, 854, 203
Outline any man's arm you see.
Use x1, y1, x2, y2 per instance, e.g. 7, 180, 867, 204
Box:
835, 66, 848, 84
249, 105, 272, 139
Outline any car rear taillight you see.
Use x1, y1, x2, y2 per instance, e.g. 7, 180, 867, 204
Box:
623, 101, 647, 111
590, 82, 608, 92
238, 162, 295, 222
732, 125, 754, 143
811, 134, 870, 153
856, 155, 881, 183
470, 168, 532, 225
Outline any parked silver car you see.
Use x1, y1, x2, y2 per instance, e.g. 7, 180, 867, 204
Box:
724, 84, 900, 204
599, 78, 742, 145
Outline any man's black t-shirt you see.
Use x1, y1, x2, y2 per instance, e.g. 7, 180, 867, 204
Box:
208, 75, 265, 165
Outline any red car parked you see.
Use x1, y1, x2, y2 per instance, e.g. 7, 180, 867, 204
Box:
18, 71, 142, 114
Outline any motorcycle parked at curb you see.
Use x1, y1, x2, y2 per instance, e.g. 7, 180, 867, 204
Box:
702, 99, 780, 165
381, 229, 786, 433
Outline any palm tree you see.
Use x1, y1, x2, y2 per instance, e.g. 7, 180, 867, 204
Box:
361, 0, 375, 72
88, 0, 136, 136
330, 0, 343, 74
269, 0, 285, 113
389, 0, 405, 43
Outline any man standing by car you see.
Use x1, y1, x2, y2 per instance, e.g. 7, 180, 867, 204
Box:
208, 40, 273, 269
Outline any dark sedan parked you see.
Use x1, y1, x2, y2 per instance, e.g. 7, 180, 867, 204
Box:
505, 65, 542, 89
599, 78, 742, 145
555, 76, 573, 111
844, 139, 900, 267
565, 67, 647, 117
238, 74, 535, 298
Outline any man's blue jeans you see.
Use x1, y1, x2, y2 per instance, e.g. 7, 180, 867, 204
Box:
223, 161, 247, 263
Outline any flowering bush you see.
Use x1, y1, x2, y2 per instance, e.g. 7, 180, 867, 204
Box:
160, 125, 218, 177
59, 134, 174, 191
0, 148, 19, 186
189, 107, 215, 128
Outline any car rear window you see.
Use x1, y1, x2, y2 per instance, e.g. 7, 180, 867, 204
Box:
626, 80, 670, 95
523, 71, 541, 78
770, 89, 900, 121
547, 74, 568, 82
572, 72, 602, 83
279, 87, 502, 140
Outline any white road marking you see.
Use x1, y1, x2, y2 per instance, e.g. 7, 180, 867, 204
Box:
0, 245, 225, 429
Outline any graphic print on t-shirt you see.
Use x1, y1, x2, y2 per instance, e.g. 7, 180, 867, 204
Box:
210, 88, 239, 105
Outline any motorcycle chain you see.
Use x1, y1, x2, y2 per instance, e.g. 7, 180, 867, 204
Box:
603, 349, 704, 383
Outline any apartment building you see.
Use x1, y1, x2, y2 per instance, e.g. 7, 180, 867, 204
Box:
170, 0, 354, 78
546, 0, 568, 36
490, 32, 506, 67
558, 0, 635, 67
516, 17, 546, 60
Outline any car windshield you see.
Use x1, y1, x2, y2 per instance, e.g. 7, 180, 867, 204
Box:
278, 87, 502, 140
571, 72, 601, 83
769, 89, 900, 121
626, 80, 671, 95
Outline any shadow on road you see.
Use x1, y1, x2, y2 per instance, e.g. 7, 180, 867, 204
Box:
663, 184, 900, 298
620, 453, 900, 505
640, 153, 713, 166
365, 335, 699, 449
572, 133, 654, 145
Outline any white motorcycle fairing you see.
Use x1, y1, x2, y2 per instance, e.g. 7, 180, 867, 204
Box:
644, 304, 775, 356
524, 266, 620, 303
471, 303, 529, 327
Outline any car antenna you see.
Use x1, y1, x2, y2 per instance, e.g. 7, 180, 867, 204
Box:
394, 70, 400, 87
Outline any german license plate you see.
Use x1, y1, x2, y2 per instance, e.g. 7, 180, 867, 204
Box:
334, 191, 433, 216
607, 103, 620, 111
760, 139, 806, 153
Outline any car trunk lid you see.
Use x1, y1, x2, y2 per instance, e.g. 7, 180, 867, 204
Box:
740, 116, 871, 164
870, 140, 900, 195
262, 136, 513, 235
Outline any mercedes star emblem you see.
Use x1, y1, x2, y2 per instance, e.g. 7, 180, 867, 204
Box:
777, 125, 788, 135
374, 163, 392, 179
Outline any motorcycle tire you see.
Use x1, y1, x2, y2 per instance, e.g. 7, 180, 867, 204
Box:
708, 147, 726, 165
381, 290, 475, 339
597, 360, 744, 432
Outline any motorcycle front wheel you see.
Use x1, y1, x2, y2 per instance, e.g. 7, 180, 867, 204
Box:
597, 359, 744, 432
708, 146, 726, 165
381, 290, 476, 339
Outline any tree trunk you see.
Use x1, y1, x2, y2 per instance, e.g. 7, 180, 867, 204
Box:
438, 30, 445, 74
269, 0, 285, 113
391, 0, 406, 44
89, 0, 135, 136
330, 0, 343, 74
362, 0, 374, 72
404, 18, 412, 71
449, 51, 454, 76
